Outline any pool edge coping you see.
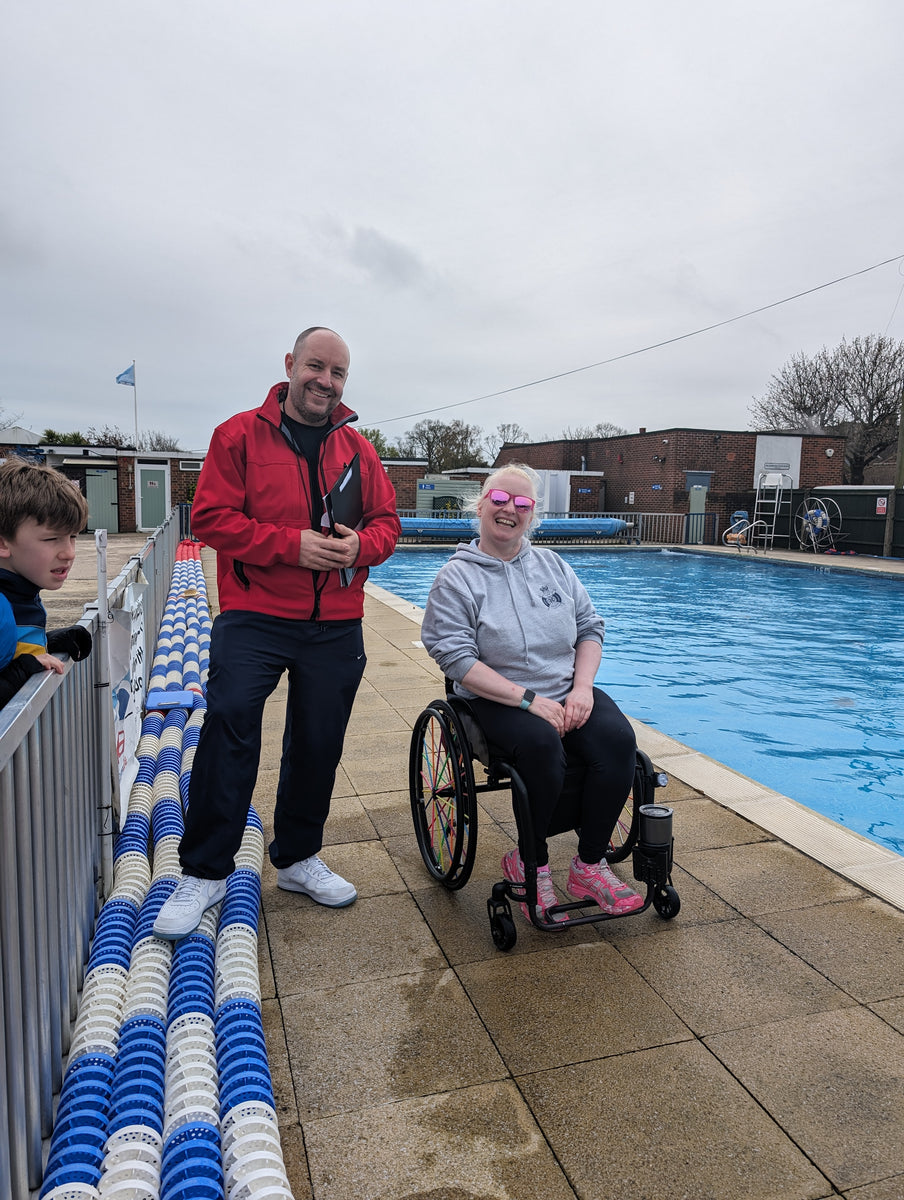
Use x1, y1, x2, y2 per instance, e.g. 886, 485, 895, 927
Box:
365, 580, 904, 914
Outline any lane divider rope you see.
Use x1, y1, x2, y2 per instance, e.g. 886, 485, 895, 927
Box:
40, 541, 293, 1199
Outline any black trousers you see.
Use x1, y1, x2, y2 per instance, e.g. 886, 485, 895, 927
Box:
179, 611, 366, 878
468, 687, 636, 867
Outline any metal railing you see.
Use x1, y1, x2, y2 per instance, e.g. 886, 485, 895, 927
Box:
397, 509, 700, 545
0, 510, 180, 1198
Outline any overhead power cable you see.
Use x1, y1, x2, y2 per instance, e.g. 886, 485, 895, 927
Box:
371, 252, 904, 427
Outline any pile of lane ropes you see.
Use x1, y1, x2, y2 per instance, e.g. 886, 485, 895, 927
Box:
39, 541, 294, 1200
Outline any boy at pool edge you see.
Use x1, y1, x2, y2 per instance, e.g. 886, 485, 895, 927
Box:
0, 458, 93, 711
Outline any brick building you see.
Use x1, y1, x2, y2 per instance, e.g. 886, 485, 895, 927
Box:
494, 427, 846, 530
380, 460, 429, 511
0, 433, 206, 533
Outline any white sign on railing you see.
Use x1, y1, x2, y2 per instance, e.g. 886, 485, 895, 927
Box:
109, 573, 148, 799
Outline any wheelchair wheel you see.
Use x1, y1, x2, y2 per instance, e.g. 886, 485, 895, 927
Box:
606, 793, 635, 863
653, 884, 681, 920
409, 701, 478, 889
605, 756, 644, 863
490, 910, 517, 952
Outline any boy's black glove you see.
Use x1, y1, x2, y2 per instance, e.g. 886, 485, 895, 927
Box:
47, 625, 93, 661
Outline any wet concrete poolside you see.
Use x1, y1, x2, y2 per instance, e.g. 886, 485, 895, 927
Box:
261, 562, 904, 1200
66, 536, 904, 1200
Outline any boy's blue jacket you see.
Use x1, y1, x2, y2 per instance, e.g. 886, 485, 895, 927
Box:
0, 567, 92, 711
0, 566, 47, 659
0, 567, 48, 707
0, 592, 16, 669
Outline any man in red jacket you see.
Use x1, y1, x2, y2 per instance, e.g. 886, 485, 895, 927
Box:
154, 327, 401, 939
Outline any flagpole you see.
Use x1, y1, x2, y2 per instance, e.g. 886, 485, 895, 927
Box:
131, 360, 139, 453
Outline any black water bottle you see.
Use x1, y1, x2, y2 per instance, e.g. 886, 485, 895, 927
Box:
638, 804, 673, 848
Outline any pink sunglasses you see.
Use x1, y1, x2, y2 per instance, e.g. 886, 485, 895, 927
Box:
487, 489, 535, 511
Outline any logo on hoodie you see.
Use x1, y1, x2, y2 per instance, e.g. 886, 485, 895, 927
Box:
539, 585, 562, 608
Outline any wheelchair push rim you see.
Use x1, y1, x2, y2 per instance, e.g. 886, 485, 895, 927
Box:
409, 701, 478, 889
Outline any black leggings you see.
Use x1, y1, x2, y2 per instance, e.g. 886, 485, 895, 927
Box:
468, 687, 636, 867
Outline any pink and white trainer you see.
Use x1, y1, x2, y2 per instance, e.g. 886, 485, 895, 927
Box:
566, 856, 643, 915
501, 848, 567, 925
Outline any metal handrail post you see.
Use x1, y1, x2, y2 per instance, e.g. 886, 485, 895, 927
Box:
94, 529, 115, 895
0, 768, 33, 1194
13, 739, 44, 1180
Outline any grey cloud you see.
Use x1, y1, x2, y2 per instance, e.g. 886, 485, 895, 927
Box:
348, 227, 429, 290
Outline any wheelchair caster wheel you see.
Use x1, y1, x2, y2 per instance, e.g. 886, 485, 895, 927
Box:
653, 884, 680, 920
490, 911, 517, 951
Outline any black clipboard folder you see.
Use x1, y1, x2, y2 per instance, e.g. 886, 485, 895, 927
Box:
323, 453, 363, 587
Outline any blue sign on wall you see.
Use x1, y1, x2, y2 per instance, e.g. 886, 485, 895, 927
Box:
651, 484, 662, 491
418, 483, 435, 490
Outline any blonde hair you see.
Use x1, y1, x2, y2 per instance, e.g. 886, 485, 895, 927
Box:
464, 462, 543, 533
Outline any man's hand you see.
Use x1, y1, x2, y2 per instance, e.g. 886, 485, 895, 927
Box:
298, 525, 360, 570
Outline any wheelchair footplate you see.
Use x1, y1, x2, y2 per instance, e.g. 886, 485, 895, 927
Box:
487, 814, 680, 953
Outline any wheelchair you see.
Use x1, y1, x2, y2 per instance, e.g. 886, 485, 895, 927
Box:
408, 687, 681, 951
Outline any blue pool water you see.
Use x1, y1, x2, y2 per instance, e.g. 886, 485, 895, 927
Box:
369, 548, 904, 856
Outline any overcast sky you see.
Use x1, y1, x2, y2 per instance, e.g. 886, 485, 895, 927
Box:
3, 0, 903, 453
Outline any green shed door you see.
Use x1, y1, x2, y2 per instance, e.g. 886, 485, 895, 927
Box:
138, 466, 167, 531
85, 468, 119, 533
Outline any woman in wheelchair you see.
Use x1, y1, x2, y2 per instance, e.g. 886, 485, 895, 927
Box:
420, 464, 643, 926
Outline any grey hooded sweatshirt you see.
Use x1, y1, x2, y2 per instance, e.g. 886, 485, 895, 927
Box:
420, 538, 605, 703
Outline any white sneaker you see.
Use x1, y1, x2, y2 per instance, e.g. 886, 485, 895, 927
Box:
276, 855, 357, 907
152, 874, 229, 939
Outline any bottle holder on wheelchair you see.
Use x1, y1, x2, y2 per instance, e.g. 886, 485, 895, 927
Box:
409, 695, 681, 952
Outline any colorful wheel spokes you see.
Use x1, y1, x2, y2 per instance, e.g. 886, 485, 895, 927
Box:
419, 720, 459, 870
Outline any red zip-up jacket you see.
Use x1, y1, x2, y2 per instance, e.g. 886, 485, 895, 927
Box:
191, 383, 401, 621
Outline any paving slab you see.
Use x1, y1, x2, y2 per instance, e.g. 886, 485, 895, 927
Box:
706, 1007, 904, 1192
274, 1124, 313, 1200
616, 918, 855, 1036
680, 838, 865, 915
518, 1040, 830, 1200
670, 795, 772, 852
353, 789, 413, 840
755, 896, 904, 1003
844, 1177, 904, 1200
457, 941, 692, 1073
347, 692, 411, 734
411, 878, 613, 967
302, 1082, 578, 1200
281, 968, 507, 1120
315, 792, 379, 846
868, 996, 904, 1035
268, 891, 446, 996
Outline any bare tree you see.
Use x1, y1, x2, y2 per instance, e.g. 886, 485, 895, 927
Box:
139, 429, 183, 452
561, 422, 629, 440
395, 419, 487, 473
484, 422, 529, 462
0, 401, 24, 431
750, 335, 904, 483
87, 424, 132, 448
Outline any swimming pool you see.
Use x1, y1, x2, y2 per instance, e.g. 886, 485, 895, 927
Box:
369, 548, 904, 857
